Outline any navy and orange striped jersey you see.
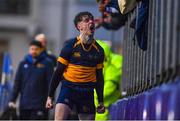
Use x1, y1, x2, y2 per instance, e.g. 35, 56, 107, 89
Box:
57, 36, 104, 83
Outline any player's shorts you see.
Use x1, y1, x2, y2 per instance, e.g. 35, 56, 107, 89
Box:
56, 80, 96, 114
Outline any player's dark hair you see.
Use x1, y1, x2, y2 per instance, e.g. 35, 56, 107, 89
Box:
74, 11, 94, 30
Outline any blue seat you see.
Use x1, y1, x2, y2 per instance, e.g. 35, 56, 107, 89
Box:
141, 91, 151, 120
109, 102, 118, 120
130, 96, 138, 119
137, 93, 144, 119
117, 98, 127, 120
124, 97, 132, 120
167, 78, 180, 120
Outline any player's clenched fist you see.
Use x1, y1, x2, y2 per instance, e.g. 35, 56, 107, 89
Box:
46, 96, 53, 109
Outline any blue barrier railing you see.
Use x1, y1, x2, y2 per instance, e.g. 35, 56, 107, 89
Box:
110, 78, 180, 120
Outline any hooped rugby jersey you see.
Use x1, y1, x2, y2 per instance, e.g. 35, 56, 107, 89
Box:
57, 36, 104, 83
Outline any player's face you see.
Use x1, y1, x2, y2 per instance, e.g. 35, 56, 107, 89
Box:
78, 15, 95, 36
29, 45, 41, 58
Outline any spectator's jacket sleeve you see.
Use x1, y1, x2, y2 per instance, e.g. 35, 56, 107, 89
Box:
10, 62, 23, 102
45, 60, 54, 89
49, 54, 57, 67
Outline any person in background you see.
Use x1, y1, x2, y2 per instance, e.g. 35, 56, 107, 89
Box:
95, 0, 127, 30
35, 34, 57, 67
95, 40, 123, 120
8, 41, 54, 120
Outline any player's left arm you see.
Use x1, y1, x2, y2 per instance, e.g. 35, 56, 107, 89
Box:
96, 69, 104, 104
95, 48, 105, 113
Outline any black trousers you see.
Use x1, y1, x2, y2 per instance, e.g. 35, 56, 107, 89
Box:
20, 109, 48, 120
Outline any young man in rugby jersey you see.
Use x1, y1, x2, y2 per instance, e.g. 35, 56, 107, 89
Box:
46, 11, 105, 120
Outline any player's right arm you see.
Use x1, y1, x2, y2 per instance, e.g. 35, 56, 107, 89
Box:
46, 63, 66, 109
46, 40, 73, 109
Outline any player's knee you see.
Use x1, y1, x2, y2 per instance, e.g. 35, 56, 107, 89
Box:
55, 103, 71, 120
55, 104, 63, 120
55, 113, 63, 120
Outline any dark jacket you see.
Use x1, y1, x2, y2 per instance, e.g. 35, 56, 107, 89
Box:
11, 53, 54, 110
41, 50, 57, 67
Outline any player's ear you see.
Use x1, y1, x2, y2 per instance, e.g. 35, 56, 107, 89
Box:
77, 23, 82, 31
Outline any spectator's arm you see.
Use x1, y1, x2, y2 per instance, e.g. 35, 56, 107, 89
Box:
46, 60, 54, 87
10, 63, 22, 102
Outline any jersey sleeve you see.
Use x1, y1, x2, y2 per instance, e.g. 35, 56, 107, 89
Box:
57, 42, 73, 66
96, 48, 105, 69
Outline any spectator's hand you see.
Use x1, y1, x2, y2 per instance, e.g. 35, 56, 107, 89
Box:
94, 17, 104, 29
46, 97, 53, 109
103, 12, 112, 23
103, 0, 110, 5
8, 102, 16, 109
96, 103, 105, 114
98, 0, 110, 12
99, 3, 106, 12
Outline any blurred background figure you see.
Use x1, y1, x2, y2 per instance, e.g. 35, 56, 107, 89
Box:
95, 0, 127, 30
35, 34, 57, 67
8, 41, 53, 120
94, 39, 123, 120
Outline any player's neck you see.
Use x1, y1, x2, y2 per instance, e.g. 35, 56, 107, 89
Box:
79, 34, 94, 45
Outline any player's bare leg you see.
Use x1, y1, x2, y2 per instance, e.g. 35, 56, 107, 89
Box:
55, 103, 71, 120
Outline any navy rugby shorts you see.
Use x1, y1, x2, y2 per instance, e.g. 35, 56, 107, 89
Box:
56, 81, 96, 114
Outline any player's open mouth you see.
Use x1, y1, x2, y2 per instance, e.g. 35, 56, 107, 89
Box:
89, 25, 95, 32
